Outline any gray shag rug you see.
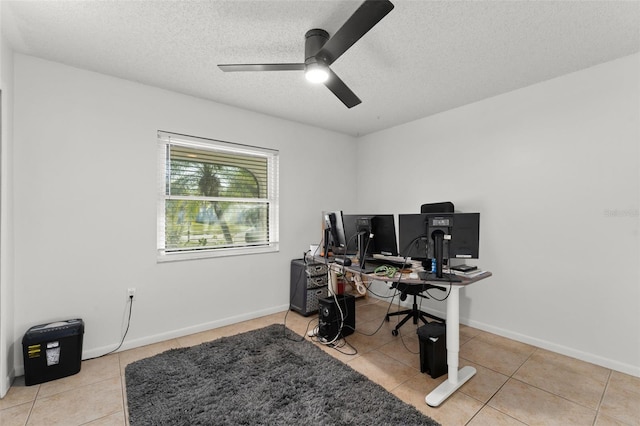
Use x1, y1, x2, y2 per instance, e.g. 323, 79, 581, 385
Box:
125, 324, 440, 425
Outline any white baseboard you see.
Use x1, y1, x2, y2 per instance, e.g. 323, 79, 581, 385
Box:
367, 288, 639, 378
14, 298, 638, 380
464, 317, 640, 378
81, 304, 290, 360
13, 304, 290, 377
1, 367, 15, 398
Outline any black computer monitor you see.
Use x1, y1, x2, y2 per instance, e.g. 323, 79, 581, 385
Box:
342, 214, 399, 257
449, 213, 480, 260
322, 211, 347, 255
342, 215, 363, 255
398, 214, 430, 260
399, 213, 480, 280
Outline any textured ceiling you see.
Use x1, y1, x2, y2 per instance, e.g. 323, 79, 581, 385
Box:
2, 0, 639, 136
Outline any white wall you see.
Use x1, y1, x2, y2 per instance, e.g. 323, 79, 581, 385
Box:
6, 51, 640, 381
0, 9, 16, 397
11, 54, 357, 374
357, 54, 640, 376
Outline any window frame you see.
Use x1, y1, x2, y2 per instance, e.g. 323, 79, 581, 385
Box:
157, 131, 279, 262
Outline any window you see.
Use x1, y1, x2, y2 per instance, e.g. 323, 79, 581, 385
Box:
157, 131, 279, 261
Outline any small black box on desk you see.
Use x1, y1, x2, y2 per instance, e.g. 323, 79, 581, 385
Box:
22, 319, 84, 386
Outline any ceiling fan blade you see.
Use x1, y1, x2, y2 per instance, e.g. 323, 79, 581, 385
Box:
218, 63, 305, 72
324, 68, 361, 108
317, 0, 394, 65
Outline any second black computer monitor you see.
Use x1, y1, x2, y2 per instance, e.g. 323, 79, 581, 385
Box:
399, 213, 480, 259
399, 212, 480, 278
342, 214, 398, 256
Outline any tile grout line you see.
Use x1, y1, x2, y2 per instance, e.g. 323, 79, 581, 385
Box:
468, 371, 525, 425
120, 352, 129, 426
512, 347, 612, 415
592, 369, 613, 426
463, 344, 539, 425
509, 376, 600, 419
24, 383, 41, 426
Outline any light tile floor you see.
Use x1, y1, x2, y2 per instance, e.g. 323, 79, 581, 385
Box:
1, 298, 639, 425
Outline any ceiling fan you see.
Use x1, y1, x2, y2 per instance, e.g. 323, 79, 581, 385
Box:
217, 0, 394, 108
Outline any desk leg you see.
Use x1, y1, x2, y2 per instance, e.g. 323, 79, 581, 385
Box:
425, 286, 476, 407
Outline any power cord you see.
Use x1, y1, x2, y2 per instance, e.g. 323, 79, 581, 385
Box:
373, 264, 398, 278
84, 294, 134, 361
424, 284, 452, 301
353, 292, 401, 337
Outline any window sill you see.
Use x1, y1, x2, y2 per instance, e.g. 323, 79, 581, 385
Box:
157, 244, 279, 263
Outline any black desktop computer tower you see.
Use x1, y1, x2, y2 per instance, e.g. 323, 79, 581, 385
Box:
318, 294, 355, 341
290, 259, 329, 316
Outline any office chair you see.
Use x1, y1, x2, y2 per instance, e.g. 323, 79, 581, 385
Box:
386, 282, 445, 336
385, 201, 454, 336
421, 202, 454, 214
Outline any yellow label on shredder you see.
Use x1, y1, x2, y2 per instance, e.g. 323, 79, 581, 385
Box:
27, 344, 41, 358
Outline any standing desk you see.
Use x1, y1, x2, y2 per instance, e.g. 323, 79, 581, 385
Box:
345, 264, 492, 407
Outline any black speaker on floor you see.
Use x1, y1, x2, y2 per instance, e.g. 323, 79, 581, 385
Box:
318, 294, 355, 341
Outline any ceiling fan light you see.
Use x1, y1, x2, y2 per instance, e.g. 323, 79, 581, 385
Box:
305, 64, 329, 84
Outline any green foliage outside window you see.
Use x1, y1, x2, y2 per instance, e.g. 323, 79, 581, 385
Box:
158, 133, 277, 258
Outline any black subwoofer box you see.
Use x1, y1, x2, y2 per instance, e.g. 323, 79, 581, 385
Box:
318, 294, 355, 340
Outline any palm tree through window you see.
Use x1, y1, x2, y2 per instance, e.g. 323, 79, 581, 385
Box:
158, 132, 279, 260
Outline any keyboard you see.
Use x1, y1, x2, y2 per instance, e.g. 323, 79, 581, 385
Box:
372, 254, 411, 263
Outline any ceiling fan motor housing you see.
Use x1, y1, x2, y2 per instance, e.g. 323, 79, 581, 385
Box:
218, 0, 395, 108
305, 29, 330, 67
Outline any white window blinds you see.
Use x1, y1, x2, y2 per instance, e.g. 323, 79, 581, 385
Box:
157, 131, 279, 261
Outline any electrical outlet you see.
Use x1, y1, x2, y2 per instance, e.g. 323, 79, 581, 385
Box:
127, 288, 136, 299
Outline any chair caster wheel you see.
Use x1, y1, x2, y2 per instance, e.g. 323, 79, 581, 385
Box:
392, 330, 398, 336
385, 316, 390, 322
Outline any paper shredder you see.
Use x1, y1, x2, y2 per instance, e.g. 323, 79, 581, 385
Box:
22, 319, 84, 385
